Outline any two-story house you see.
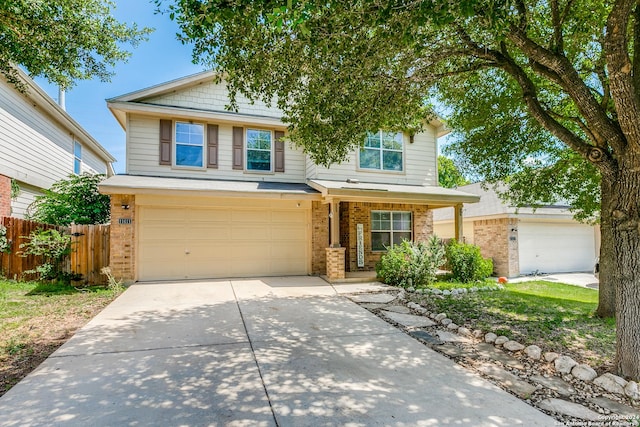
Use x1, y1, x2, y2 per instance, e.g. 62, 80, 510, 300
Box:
100, 71, 479, 282
0, 67, 115, 219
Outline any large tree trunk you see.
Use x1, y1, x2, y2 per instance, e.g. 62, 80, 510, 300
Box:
597, 179, 616, 318
602, 166, 640, 380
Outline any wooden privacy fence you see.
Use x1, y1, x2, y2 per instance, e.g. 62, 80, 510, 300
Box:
0, 217, 110, 285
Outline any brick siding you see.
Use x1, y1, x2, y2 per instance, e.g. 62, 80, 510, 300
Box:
0, 175, 11, 218
339, 202, 433, 272
311, 201, 329, 275
325, 247, 346, 280
473, 218, 519, 277
109, 194, 136, 282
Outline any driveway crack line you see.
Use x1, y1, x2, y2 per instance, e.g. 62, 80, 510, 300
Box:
230, 282, 280, 427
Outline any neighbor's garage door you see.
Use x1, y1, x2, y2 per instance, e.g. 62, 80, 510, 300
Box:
518, 221, 596, 274
138, 200, 310, 281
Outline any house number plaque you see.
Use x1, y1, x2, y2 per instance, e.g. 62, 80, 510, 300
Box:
357, 224, 365, 267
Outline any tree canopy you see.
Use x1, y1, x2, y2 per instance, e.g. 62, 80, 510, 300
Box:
160, 0, 640, 380
0, 0, 150, 90
437, 156, 469, 189
28, 174, 110, 226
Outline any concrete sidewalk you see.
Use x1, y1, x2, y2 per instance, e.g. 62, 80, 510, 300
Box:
0, 277, 555, 426
510, 272, 599, 289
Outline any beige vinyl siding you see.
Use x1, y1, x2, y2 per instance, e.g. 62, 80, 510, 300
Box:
0, 79, 107, 193
126, 114, 306, 183
309, 129, 438, 185
0, 80, 73, 188
143, 81, 282, 118
10, 182, 42, 219
432, 219, 475, 244
305, 158, 317, 180
82, 146, 108, 174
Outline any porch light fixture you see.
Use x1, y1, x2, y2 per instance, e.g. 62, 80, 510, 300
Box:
121, 204, 130, 210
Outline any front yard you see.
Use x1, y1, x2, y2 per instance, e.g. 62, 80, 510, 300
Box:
0, 279, 123, 396
409, 280, 615, 370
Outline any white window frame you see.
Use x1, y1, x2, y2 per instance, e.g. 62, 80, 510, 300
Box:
245, 128, 273, 172
73, 141, 82, 174
174, 121, 205, 169
371, 210, 412, 252
359, 131, 404, 172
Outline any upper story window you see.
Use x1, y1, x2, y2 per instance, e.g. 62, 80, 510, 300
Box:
175, 122, 204, 167
246, 129, 272, 171
73, 141, 82, 174
371, 211, 412, 251
359, 131, 404, 172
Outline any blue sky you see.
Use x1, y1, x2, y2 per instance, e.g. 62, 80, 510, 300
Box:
36, 1, 203, 174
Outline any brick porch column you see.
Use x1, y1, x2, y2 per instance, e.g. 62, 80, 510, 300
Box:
109, 194, 136, 283
326, 247, 346, 281
0, 175, 12, 218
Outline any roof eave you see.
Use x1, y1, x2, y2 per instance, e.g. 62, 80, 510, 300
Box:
12, 68, 116, 163
106, 101, 285, 130
106, 70, 217, 103
98, 180, 322, 201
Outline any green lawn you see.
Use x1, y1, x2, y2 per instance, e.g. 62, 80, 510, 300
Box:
410, 281, 615, 368
0, 279, 123, 396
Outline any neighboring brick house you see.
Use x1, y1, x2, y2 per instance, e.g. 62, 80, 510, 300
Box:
433, 183, 600, 277
100, 71, 479, 282
0, 68, 115, 219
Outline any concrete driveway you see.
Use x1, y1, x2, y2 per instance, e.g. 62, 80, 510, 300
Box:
0, 277, 555, 426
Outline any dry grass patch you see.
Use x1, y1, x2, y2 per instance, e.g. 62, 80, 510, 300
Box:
0, 279, 123, 396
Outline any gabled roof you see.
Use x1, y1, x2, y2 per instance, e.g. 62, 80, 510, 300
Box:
432, 182, 575, 221
106, 70, 450, 137
11, 67, 116, 173
106, 70, 217, 104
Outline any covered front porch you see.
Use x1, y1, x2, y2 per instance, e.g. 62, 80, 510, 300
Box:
308, 180, 480, 282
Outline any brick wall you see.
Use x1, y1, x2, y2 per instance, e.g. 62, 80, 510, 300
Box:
325, 247, 346, 280
311, 201, 329, 275
109, 194, 136, 282
473, 218, 519, 277
0, 175, 12, 218
340, 202, 433, 272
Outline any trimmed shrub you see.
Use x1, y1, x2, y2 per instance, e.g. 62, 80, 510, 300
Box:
376, 236, 445, 288
445, 239, 493, 283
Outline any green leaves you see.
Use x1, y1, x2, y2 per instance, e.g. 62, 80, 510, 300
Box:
28, 173, 110, 226
376, 236, 446, 288
161, 0, 614, 218
438, 156, 469, 188
0, 0, 151, 89
445, 240, 493, 283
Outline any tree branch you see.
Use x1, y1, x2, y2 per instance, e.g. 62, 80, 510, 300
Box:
485, 44, 616, 176
508, 25, 627, 154
550, 0, 565, 53
605, 0, 640, 152
547, 109, 599, 144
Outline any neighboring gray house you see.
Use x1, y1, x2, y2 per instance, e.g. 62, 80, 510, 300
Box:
433, 183, 600, 277
0, 68, 115, 219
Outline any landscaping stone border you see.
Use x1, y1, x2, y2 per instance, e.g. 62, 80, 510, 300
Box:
346, 287, 640, 425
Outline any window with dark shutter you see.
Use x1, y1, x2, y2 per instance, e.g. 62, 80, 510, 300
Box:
159, 119, 172, 165
274, 130, 285, 173
207, 124, 219, 168
232, 126, 244, 170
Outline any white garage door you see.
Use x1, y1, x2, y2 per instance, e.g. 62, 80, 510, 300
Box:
138, 200, 310, 281
518, 222, 596, 274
